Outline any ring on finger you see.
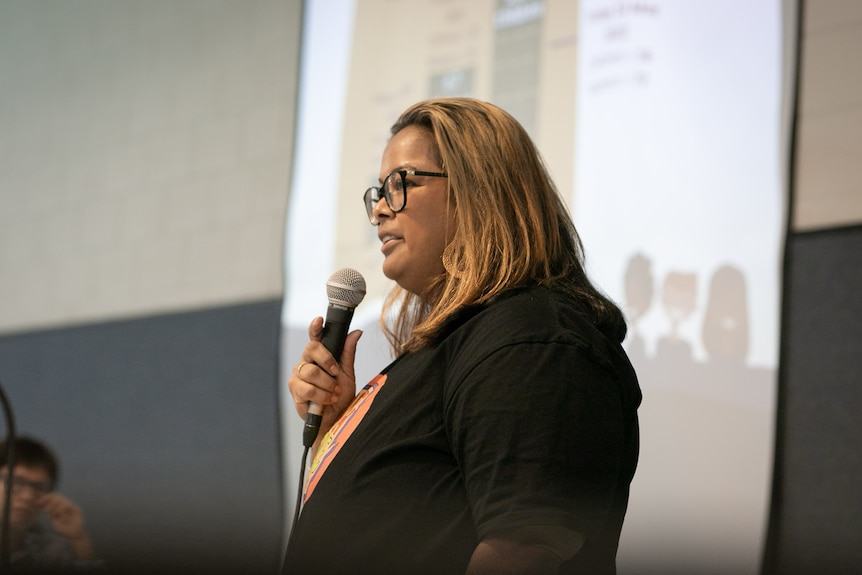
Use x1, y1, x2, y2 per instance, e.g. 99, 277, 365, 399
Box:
296, 361, 307, 378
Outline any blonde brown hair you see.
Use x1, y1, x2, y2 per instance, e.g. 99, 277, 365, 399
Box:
381, 98, 625, 352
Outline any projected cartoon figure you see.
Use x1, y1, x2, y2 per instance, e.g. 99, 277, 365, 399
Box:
656, 271, 696, 363
623, 252, 654, 365
702, 264, 749, 365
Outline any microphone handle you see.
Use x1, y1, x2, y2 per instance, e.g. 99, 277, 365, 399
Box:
320, 305, 353, 359
302, 304, 355, 447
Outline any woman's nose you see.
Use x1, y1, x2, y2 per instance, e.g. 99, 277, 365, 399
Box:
372, 195, 393, 223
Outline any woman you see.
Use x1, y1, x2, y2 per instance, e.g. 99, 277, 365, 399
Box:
284, 98, 641, 575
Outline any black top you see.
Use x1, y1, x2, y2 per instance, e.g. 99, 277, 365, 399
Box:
284, 286, 641, 575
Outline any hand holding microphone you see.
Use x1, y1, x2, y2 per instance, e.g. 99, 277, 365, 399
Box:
293, 269, 366, 447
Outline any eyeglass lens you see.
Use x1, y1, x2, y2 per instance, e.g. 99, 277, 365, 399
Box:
384, 171, 405, 211
364, 171, 405, 224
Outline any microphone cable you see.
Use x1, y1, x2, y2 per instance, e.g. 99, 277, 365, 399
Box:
285, 445, 311, 560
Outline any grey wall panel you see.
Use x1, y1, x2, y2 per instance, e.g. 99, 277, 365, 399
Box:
0, 299, 284, 574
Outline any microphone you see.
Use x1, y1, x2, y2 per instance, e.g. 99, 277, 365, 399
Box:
302, 268, 366, 447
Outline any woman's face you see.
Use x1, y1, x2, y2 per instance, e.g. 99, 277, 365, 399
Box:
374, 125, 454, 296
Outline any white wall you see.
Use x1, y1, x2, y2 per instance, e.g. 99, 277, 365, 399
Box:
795, 0, 862, 230
0, 0, 301, 334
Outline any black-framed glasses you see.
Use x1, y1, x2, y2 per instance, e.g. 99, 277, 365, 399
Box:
363, 169, 448, 225
0, 472, 52, 497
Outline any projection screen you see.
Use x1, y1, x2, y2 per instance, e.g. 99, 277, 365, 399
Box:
281, 1, 790, 573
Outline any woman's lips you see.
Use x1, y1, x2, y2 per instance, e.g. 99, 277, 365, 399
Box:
379, 233, 401, 253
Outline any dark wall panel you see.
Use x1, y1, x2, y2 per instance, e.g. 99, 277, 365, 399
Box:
766, 225, 862, 575
0, 299, 284, 575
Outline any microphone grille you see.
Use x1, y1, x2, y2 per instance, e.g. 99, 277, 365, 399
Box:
326, 268, 367, 308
